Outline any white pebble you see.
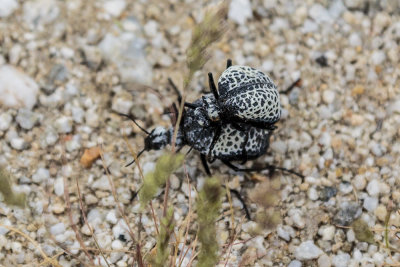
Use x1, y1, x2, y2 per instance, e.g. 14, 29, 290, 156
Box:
228, 0, 253, 25
0, 0, 18, 18
332, 253, 350, 267
0, 113, 12, 131
102, 0, 126, 17
92, 175, 111, 191
309, 4, 331, 23
16, 109, 39, 130
289, 209, 305, 229
32, 168, 50, 183
370, 50, 386, 65
54, 177, 64, 196
322, 90, 335, 104
54, 116, 73, 133
353, 175, 366, 190
366, 179, 380, 196
319, 225, 336, 241
339, 182, 353, 195
11, 242, 22, 253
348, 33, 362, 47
318, 254, 331, 267
111, 97, 134, 115
10, 137, 27, 150
347, 229, 355, 242
270, 140, 287, 154
363, 196, 378, 212
144, 20, 158, 37
308, 187, 319, 200
277, 225, 294, 241
106, 210, 118, 224
111, 240, 123, 250
50, 223, 65, 236
319, 132, 332, 147
0, 65, 39, 110
288, 260, 302, 267
294, 240, 324, 260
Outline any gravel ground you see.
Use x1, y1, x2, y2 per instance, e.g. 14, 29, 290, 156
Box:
1, 0, 400, 266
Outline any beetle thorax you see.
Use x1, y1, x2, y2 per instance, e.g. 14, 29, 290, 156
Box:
202, 95, 220, 122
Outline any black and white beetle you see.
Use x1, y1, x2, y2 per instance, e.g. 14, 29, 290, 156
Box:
120, 59, 302, 179
179, 60, 284, 160
120, 61, 303, 218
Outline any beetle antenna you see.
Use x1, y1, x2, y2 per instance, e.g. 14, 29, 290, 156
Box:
125, 148, 146, 167
118, 113, 150, 135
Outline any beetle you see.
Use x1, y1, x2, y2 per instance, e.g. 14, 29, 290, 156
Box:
119, 71, 303, 218
179, 60, 284, 161
119, 95, 302, 179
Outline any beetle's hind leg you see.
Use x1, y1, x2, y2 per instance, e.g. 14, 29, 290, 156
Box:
223, 186, 251, 220
167, 77, 199, 109
279, 78, 302, 95
207, 124, 222, 161
221, 160, 304, 180
200, 154, 211, 176
226, 59, 232, 69
208, 72, 219, 99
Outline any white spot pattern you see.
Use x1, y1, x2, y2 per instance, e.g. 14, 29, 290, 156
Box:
218, 65, 281, 124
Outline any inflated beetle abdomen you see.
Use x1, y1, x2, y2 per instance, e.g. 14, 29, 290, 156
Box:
217, 65, 281, 124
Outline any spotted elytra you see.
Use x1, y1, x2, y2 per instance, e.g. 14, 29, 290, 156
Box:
205, 60, 281, 127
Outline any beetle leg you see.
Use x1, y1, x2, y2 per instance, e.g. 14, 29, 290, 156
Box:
226, 59, 232, 69
221, 160, 305, 180
208, 72, 219, 100
200, 154, 211, 176
207, 123, 222, 161
225, 187, 251, 220
168, 77, 199, 109
168, 77, 182, 103
279, 78, 302, 94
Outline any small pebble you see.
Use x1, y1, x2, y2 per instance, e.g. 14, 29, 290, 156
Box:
0, 0, 19, 18
363, 197, 378, 212
50, 223, 65, 236
288, 260, 302, 267
106, 210, 118, 224
54, 177, 64, 196
320, 186, 338, 201
228, 0, 253, 25
16, 109, 39, 130
339, 182, 353, 195
54, 116, 73, 133
32, 168, 50, 183
0, 65, 39, 110
334, 202, 361, 226
294, 240, 324, 260
322, 90, 335, 104
277, 225, 294, 241
10, 137, 28, 150
0, 113, 12, 131
366, 179, 380, 197
319, 225, 336, 241
318, 254, 331, 267
308, 187, 319, 200
331, 253, 350, 267
375, 205, 387, 222
102, 0, 126, 17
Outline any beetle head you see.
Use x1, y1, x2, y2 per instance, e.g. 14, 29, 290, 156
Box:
144, 126, 171, 151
